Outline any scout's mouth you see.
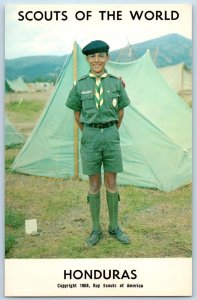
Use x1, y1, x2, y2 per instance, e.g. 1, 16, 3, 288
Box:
93, 64, 102, 67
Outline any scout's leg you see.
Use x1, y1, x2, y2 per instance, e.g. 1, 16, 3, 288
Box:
89, 173, 102, 194
104, 172, 130, 244
87, 174, 102, 246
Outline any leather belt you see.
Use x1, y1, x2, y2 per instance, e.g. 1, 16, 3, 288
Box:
87, 121, 117, 129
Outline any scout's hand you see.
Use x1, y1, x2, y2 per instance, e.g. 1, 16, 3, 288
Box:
74, 111, 83, 131
117, 108, 124, 129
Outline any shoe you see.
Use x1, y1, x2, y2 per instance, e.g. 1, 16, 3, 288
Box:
108, 226, 130, 244
87, 229, 102, 246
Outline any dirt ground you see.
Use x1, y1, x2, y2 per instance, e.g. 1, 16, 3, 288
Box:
5, 86, 55, 103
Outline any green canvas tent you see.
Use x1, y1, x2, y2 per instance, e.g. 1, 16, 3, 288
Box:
12, 43, 192, 192
5, 115, 25, 147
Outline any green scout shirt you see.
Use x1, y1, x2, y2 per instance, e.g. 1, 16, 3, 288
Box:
66, 73, 130, 124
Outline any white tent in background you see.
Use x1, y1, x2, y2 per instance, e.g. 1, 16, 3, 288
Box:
5, 76, 29, 93
159, 63, 192, 94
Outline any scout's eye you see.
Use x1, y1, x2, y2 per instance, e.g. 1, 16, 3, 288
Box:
88, 54, 95, 58
99, 53, 107, 58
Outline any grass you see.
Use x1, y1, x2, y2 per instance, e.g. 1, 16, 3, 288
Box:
4, 92, 192, 258
5, 99, 46, 135
5, 235, 16, 254
5, 166, 192, 258
5, 208, 25, 254
5, 209, 24, 228
6, 99, 46, 120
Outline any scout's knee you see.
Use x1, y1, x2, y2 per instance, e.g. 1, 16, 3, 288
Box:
104, 177, 117, 193
89, 181, 101, 194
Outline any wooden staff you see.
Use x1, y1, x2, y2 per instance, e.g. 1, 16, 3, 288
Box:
73, 41, 79, 179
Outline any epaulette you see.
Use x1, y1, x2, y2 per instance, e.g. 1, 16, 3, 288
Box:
108, 73, 126, 87
78, 75, 88, 81
73, 75, 88, 86
108, 73, 119, 79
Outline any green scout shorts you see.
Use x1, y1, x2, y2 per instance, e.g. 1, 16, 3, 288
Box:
80, 124, 123, 175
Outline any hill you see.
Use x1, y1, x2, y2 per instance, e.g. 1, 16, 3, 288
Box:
5, 55, 66, 82
5, 34, 192, 82
110, 33, 192, 68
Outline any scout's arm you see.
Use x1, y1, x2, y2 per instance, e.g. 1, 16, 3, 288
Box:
74, 111, 84, 131
117, 77, 130, 129
116, 108, 124, 129
66, 84, 83, 131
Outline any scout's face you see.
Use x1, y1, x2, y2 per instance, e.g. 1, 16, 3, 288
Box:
86, 52, 109, 75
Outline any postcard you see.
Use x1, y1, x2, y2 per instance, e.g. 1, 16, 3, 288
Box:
4, 3, 192, 296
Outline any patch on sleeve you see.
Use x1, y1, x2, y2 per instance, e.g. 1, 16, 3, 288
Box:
120, 77, 126, 87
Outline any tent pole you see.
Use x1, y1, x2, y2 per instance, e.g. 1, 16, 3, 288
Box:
73, 41, 79, 179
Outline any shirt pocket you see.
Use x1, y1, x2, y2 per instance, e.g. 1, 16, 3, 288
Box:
106, 90, 119, 109
81, 93, 96, 109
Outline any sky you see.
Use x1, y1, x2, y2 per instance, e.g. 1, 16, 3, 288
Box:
5, 3, 192, 59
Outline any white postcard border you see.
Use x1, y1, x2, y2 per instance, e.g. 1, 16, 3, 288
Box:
5, 258, 192, 297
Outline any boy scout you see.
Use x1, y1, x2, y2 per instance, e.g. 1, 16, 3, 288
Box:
66, 40, 130, 246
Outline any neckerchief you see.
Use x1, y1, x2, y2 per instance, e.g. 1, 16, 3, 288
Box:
89, 71, 108, 109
